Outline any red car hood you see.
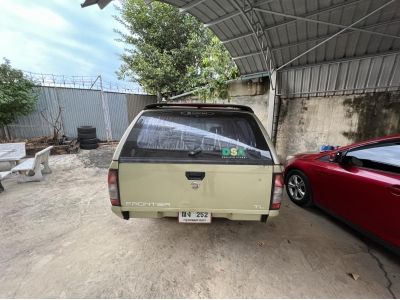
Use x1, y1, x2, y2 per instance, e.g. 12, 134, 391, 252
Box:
290, 151, 325, 160
284, 151, 326, 168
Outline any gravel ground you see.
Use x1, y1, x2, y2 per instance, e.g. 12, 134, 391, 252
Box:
0, 146, 399, 298
77, 143, 117, 169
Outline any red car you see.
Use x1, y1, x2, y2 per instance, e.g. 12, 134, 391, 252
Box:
284, 134, 400, 253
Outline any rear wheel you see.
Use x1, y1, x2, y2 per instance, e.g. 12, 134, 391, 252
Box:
285, 170, 313, 207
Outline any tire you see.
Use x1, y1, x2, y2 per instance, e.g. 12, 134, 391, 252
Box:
285, 169, 313, 207
77, 126, 96, 135
80, 138, 98, 145
78, 132, 97, 140
80, 143, 98, 150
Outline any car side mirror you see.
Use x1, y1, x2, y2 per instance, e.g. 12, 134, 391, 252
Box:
332, 151, 345, 163
334, 151, 352, 165
336, 151, 344, 163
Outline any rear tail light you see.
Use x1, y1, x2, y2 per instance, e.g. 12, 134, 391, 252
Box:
270, 173, 284, 210
108, 169, 120, 206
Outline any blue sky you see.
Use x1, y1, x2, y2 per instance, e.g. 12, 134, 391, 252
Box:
0, 0, 140, 91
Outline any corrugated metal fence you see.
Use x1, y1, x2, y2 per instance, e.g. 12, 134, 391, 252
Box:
278, 52, 400, 98
126, 94, 158, 123
2, 87, 157, 141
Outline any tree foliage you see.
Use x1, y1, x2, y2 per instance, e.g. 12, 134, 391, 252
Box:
194, 34, 239, 101
0, 58, 38, 127
115, 0, 238, 99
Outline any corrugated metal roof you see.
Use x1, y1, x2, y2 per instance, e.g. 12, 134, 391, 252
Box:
82, 0, 400, 78
159, 0, 400, 76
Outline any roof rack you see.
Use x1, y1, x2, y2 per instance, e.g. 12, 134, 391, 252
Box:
144, 103, 254, 113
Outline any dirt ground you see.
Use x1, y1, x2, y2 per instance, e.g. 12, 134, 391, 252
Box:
0, 145, 399, 298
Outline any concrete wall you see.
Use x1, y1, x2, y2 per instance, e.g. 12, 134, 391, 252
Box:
171, 79, 399, 164
217, 94, 269, 132
176, 77, 270, 130
275, 92, 400, 161
228, 78, 267, 96
216, 94, 268, 127
228, 79, 270, 132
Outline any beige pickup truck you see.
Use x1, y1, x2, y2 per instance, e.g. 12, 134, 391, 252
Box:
108, 103, 283, 223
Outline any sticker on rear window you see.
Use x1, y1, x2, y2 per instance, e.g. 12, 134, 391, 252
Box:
221, 147, 247, 158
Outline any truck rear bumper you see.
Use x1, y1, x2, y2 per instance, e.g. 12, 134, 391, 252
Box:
111, 206, 279, 221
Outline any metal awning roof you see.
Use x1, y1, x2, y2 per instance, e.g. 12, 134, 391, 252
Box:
82, 0, 400, 77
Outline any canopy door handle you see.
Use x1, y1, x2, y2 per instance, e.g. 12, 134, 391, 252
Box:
185, 171, 205, 181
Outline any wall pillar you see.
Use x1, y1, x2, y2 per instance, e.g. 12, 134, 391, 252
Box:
266, 71, 277, 138
99, 75, 113, 142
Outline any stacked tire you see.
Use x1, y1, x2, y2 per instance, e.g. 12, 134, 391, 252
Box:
77, 126, 98, 150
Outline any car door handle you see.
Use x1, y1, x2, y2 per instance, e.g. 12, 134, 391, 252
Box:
185, 171, 205, 181
388, 186, 400, 197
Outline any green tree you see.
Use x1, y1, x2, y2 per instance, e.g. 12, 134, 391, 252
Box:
194, 35, 239, 101
0, 58, 38, 128
115, 0, 238, 100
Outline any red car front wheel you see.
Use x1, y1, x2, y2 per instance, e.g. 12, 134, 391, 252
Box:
285, 170, 313, 207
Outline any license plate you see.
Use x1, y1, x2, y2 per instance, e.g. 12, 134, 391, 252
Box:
179, 211, 211, 223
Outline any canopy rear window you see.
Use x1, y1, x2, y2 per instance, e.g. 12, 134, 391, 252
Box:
120, 110, 272, 164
